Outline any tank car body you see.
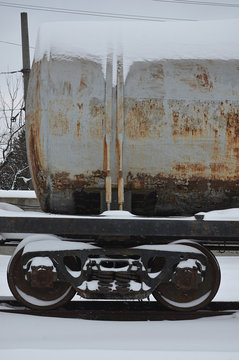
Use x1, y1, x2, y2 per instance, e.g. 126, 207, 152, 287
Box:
7, 20, 239, 312
26, 21, 239, 216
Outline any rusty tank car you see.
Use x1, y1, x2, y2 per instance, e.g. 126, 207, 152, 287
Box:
6, 20, 239, 312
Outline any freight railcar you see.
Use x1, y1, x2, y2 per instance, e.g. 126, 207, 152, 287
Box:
6, 20, 239, 311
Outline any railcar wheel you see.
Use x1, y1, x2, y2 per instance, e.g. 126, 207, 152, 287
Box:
7, 247, 76, 310
152, 241, 221, 311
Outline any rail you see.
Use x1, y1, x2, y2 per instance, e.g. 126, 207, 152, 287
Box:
0, 299, 238, 321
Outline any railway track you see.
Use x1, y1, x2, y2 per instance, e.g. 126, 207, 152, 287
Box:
0, 299, 238, 321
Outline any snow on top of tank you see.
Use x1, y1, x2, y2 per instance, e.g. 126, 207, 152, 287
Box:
34, 19, 239, 83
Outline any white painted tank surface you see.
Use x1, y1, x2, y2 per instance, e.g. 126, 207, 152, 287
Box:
26, 20, 239, 215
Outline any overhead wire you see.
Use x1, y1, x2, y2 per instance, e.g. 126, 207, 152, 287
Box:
0, 1, 196, 21
0, 40, 34, 49
0, 70, 22, 75
153, 0, 239, 8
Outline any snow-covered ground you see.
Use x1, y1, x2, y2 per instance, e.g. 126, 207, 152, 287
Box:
0, 190, 36, 199
0, 254, 239, 359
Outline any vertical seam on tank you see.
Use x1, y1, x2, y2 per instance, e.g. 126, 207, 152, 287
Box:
46, 53, 51, 208
116, 55, 124, 209
105, 53, 113, 209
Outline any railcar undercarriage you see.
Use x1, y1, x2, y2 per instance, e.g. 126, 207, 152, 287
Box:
0, 211, 239, 312
7, 235, 220, 311
2, 210, 234, 313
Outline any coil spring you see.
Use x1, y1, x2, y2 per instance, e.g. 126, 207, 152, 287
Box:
85, 262, 142, 292
115, 272, 131, 290
98, 271, 114, 291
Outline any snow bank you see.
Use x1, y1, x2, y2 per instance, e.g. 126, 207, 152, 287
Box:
100, 210, 136, 218
0, 190, 36, 199
0, 254, 239, 359
34, 19, 239, 82
0, 202, 24, 213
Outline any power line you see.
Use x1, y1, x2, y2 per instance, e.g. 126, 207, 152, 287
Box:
0, 108, 23, 112
0, 40, 21, 47
0, 1, 196, 21
0, 70, 22, 75
153, 0, 239, 8
0, 40, 34, 49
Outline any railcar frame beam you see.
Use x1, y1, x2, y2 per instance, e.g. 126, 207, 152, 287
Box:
1, 215, 239, 243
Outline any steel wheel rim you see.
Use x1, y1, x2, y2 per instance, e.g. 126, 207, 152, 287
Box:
7, 248, 76, 310
152, 241, 221, 311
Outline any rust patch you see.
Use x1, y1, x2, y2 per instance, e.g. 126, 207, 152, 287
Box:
126, 170, 239, 192
103, 136, 107, 171
89, 98, 104, 139
195, 72, 213, 89
128, 171, 239, 215
90, 104, 105, 118
48, 99, 72, 136
151, 65, 164, 80
26, 59, 48, 200
28, 123, 47, 196
226, 109, 239, 140
63, 81, 72, 95
209, 163, 230, 174
180, 64, 213, 91
125, 99, 164, 139
173, 163, 207, 175
78, 78, 87, 93
76, 121, 81, 137
170, 101, 208, 138
51, 170, 106, 191
126, 171, 165, 189
76, 103, 83, 137
115, 137, 122, 174
50, 110, 69, 135
77, 103, 83, 112
216, 102, 239, 173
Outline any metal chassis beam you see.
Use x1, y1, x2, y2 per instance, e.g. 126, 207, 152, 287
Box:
1, 214, 239, 244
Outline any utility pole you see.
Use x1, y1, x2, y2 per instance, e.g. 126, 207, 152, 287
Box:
21, 12, 30, 107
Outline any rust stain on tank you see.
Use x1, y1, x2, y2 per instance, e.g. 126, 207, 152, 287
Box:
78, 78, 87, 93
77, 103, 83, 112
126, 171, 208, 192
180, 64, 213, 91
226, 110, 239, 140
51, 170, 106, 191
89, 99, 104, 139
127, 171, 166, 189
172, 113, 199, 137
27, 59, 47, 196
103, 136, 107, 171
125, 99, 164, 139
209, 163, 230, 174
151, 67, 164, 80
76, 121, 81, 137
75, 103, 83, 137
63, 81, 72, 95
115, 136, 122, 173
126, 170, 239, 196
171, 101, 208, 138
28, 123, 47, 195
49, 107, 70, 136
173, 163, 207, 174
217, 101, 239, 175
195, 72, 213, 89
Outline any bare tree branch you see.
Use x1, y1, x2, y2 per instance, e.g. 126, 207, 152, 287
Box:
0, 74, 32, 190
